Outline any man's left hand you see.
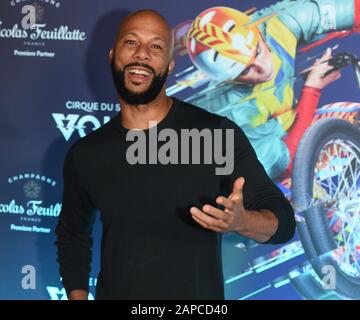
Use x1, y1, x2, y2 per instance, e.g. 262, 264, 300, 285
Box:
190, 177, 248, 233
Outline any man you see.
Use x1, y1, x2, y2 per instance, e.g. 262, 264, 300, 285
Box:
55, 9, 295, 300
185, 0, 359, 178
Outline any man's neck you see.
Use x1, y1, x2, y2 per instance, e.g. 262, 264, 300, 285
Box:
119, 93, 173, 130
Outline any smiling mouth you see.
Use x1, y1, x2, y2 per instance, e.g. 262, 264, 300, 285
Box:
128, 67, 152, 76
126, 67, 153, 84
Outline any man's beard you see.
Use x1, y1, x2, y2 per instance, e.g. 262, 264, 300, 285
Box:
111, 58, 169, 105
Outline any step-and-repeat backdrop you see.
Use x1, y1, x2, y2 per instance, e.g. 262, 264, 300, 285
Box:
1, 0, 359, 300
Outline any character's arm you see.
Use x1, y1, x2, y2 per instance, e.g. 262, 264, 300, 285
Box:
284, 86, 321, 172
285, 48, 341, 172
255, 0, 357, 42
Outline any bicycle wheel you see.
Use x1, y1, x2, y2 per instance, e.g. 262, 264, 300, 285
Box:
292, 118, 360, 299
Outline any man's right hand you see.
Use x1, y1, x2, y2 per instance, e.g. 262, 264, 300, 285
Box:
68, 289, 88, 300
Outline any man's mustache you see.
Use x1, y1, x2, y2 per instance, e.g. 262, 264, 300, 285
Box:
124, 62, 155, 75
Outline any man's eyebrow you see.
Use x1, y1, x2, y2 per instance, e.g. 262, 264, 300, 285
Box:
121, 32, 167, 43
152, 37, 167, 43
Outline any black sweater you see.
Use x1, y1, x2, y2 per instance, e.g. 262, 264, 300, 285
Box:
55, 97, 295, 300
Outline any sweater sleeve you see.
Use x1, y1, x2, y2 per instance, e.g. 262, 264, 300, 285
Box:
55, 144, 96, 296
221, 118, 296, 244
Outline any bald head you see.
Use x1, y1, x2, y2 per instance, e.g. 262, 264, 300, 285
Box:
114, 9, 174, 59
109, 9, 175, 106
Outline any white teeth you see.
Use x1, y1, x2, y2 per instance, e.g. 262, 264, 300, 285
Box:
128, 68, 151, 76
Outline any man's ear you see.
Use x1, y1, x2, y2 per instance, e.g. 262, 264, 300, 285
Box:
109, 48, 114, 63
168, 59, 175, 75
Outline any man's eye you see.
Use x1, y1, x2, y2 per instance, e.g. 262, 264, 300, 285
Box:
125, 40, 136, 45
152, 44, 162, 50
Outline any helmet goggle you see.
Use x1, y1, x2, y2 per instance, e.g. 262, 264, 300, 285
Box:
187, 7, 272, 81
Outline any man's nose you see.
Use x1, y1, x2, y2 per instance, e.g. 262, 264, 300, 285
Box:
133, 44, 150, 61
